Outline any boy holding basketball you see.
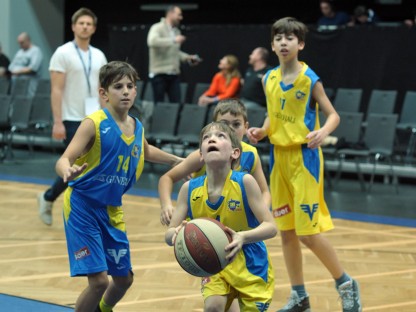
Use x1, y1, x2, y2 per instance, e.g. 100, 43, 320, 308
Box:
247, 17, 362, 312
56, 61, 182, 312
159, 99, 270, 226
165, 121, 277, 311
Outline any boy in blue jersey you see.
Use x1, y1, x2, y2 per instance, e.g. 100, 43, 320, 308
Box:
165, 122, 277, 312
55, 61, 182, 312
159, 99, 270, 227
247, 17, 362, 312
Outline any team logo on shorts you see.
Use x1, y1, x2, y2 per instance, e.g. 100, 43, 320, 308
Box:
107, 249, 128, 264
74, 246, 91, 260
272, 204, 291, 218
255, 302, 270, 311
300, 203, 319, 221
227, 199, 241, 211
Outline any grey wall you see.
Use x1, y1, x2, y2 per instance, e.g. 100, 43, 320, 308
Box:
0, 0, 65, 78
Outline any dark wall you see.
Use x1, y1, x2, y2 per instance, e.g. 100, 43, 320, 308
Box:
108, 24, 416, 114
62, 0, 416, 112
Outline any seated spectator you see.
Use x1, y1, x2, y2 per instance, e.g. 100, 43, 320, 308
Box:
8, 32, 43, 96
404, 11, 416, 27
351, 5, 380, 26
198, 54, 241, 107
240, 47, 272, 109
0, 42, 10, 78
317, 0, 351, 30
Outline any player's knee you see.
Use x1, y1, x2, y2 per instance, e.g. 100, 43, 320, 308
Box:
113, 272, 134, 291
280, 229, 297, 245
298, 235, 315, 248
88, 274, 109, 295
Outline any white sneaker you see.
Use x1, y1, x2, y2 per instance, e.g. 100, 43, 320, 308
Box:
38, 192, 53, 225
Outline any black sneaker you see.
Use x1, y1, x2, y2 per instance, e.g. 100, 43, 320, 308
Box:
277, 290, 311, 312
337, 279, 362, 312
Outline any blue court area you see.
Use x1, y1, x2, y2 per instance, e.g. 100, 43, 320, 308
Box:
0, 293, 73, 311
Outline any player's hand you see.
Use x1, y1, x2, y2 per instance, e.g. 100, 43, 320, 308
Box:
306, 128, 328, 149
246, 127, 266, 144
172, 220, 188, 245
63, 163, 88, 183
52, 122, 66, 140
224, 227, 242, 263
160, 205, 174, 226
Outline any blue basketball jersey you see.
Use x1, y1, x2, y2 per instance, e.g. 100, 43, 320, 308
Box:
68, 108, 145, 206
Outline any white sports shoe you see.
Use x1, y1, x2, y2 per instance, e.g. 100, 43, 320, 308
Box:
38, 192, 53, 225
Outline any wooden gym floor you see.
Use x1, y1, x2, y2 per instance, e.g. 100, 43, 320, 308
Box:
0, 180, 415, 311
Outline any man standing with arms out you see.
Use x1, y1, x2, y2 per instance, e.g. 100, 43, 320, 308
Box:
147, 5, 200, 103
38, 7, 107, 225
240, 47, 271, 109
8, 32, 43, 96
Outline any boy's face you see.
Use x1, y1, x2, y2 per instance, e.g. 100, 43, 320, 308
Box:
215, 112, 247, 141
271, 33, 304, 60
100, 76, 136, 109
200, 126, 240, 166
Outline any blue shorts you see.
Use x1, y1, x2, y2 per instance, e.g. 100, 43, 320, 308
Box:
63, 187, 131, 277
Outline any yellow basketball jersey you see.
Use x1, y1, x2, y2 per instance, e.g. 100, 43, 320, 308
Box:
265, 62, 320, 147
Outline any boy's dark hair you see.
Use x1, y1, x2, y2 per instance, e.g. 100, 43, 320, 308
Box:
99, 61, 140, 90
72, 7, 98, 26
271, 17, 308, 43
199, 121, 242, 168
213, 98, 248, 123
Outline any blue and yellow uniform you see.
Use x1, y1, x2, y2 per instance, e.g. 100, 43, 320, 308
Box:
188, 170, 274, 311
193, 141, 259, 177
63, 108, 145, 276
264, 62, 334, 235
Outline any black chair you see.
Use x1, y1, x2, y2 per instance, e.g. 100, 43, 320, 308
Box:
142, 82, 154, 102
396, 91, 416, 162
10, 77, 31, 97
0, 77, 10, 95
246, 106, 266, 128
146, 102, 180, 147
191, 82, 210, 104
333, 88, 363, 113
34, 78, 51, 96
27, 94, 52, 152
179, 82, 188, 104
175, 104, 208, 154
336, 113, 398, 193
320, 112, 364, 188
0, 95, 12, 159
1, 95, 33, 160
362, 90, 397, 127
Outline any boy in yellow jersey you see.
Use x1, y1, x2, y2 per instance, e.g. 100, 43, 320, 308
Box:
55, 61, 182, 312
158, 99, 270, 227
165, 122, 277, 311
247, 17, 362, 312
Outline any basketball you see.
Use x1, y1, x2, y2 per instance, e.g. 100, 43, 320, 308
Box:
174, 218, 232, 277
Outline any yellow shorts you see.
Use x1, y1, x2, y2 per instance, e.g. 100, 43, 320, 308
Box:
269, 145, 334, 235
201, 245, 274, 311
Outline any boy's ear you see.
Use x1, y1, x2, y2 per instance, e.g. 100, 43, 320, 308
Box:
298, 41, 305, 51
231, 147, 241, 161
99, 87, 108, 102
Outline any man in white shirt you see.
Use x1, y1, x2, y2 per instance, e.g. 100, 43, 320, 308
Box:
38, 7, 107, 226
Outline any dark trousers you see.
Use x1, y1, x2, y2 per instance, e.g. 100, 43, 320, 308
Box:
44, 121, 81, 202
151, 74, 181, 103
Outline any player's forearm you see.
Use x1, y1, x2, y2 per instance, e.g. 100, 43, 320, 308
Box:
158, 175, 175, 209
55, 157, 71, 179
240, 221, 277, 244
146, 145, 181, 166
